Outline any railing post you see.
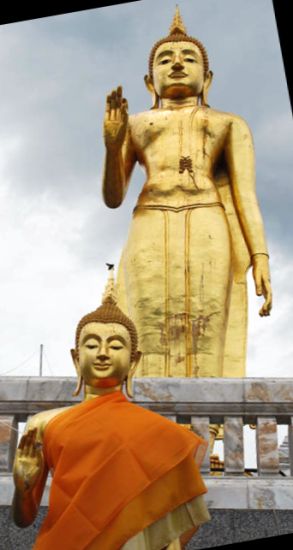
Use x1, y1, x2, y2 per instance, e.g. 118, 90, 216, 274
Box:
0, 415, 18, 472
224, 416, 244, 475
191, 416, 210, 474
256, 417, 279, 476
289, 417, 293, 477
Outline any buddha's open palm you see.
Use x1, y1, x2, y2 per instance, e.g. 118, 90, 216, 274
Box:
13, 428, 44, 493
104, 86, 128, 150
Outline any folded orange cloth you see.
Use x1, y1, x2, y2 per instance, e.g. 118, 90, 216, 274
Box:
34, 391, 208, 550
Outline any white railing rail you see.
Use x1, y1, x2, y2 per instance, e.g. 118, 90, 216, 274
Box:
1, 377, 293, 476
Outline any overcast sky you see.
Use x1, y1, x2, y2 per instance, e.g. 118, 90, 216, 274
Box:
0, 0, 292, 386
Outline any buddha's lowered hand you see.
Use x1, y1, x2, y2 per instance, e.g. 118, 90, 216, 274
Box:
252, 254, 272, 317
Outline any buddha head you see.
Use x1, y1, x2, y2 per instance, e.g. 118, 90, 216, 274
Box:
71, 268, 141, 398
145, 7, 213, 108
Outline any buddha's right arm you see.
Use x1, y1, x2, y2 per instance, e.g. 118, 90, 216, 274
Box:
12, 426, 48, 527
102, 125, 137, 208
12, 467, 48, 527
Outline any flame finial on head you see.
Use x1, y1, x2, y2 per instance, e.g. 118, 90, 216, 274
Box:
102, 263, 117, 305
169, 5, 187, 36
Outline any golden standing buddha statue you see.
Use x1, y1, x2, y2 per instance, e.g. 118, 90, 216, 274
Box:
102, 7, 272, 380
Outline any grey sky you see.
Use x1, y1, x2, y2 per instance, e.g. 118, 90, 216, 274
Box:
0, 0, 292, 388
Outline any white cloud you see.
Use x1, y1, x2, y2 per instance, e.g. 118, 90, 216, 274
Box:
254, 112, 293, 161
0, 183, 115, 377
0, 0, 291, 387
247, 242, 293, 377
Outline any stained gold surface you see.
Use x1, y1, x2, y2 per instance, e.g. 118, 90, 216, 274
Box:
103, 31, 272, 379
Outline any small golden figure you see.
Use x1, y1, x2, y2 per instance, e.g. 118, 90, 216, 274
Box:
12, 268, 210, 549
102, 7, 272, 379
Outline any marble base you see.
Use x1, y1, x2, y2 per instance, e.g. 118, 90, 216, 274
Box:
2, 474, 293, 509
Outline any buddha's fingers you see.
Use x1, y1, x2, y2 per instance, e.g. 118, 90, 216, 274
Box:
22, 429, 36, 456
259, 306, 270, 317
110, 90, 117, 121
18, 434, 26, 452
22, 432, 32, 457
105, 95, 111, 121
116, 86, 122, 109
117, 100, 127, 123
264, 279, 272, 307
120, 99, 128, 123
259, 286, 272, 317
121, 98, 128, 112
29, 429, 38, 458
255, 273, 262, 296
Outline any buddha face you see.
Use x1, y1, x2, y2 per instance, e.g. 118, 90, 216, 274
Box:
152, 41, 205, 99
77, 322, 132, 388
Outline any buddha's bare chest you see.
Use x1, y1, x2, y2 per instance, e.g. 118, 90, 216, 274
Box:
130, 109, 229, 159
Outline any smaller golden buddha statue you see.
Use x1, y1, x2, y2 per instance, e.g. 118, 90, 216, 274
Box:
12, 268, 210, 550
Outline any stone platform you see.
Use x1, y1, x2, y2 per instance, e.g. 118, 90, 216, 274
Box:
1, 376, 293, 548
0, 506, 293, 549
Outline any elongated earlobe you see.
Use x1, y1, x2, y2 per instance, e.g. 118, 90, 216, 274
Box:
125, 351, 142, 398
72, 375, 83, 397
201, 70, 213, 107
125, 375, 133, 399
144, 75, 160, 109
70, 348, 83, 397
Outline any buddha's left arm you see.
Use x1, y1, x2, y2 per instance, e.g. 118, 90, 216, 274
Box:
225, 115, 272, 316
224, 115, 269, 257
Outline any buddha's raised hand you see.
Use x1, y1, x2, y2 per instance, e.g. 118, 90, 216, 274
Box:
13, 428, 44, 493
104, 86, 128, 150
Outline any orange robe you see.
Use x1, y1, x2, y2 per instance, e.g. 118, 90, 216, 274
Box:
34, 391, 209, 550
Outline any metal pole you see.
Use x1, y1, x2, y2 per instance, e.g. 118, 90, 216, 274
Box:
39, 344, 43, 377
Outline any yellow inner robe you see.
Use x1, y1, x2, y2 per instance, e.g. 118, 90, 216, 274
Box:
117, 203, 234, 378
